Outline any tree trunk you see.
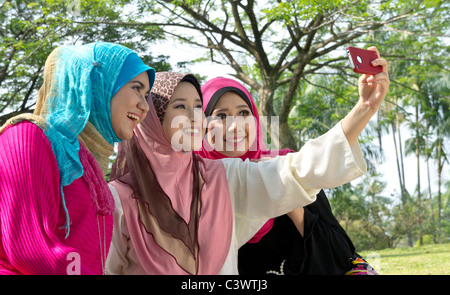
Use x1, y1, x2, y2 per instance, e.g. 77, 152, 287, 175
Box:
397, 119, 406, 198
415, 104, 423, 246
391, 121, 404, 204
425, 122, 437, 243
394, 116, 413, 246
437, 137, 443, 243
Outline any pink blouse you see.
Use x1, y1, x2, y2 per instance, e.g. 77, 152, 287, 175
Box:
0, 121, 112, 275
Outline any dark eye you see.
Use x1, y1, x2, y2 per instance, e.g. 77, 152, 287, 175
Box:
174, 104, 186, 109
239, 110, 250, 117
216, 113, 227, 120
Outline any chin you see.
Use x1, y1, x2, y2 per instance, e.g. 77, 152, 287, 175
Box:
118, 131, 133, 141
220, 150, 244, 158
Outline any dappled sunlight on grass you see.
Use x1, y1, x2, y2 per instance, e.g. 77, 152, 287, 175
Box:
359, 243, 450, 275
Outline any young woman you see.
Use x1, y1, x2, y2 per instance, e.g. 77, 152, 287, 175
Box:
105, 69, 373, 275
0, 42, 155, 274
197, 76, 379, 275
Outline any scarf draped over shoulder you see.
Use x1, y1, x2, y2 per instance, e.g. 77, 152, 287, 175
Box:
0, 42, 155, 237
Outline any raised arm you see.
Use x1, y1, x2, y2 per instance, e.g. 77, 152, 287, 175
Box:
341, 46, 390, 146
221, 120, 366, 246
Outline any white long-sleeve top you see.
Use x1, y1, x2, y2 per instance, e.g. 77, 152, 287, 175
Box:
106, 122, 367, 275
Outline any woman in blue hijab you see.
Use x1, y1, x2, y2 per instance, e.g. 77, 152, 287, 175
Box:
0, 42, 155, 275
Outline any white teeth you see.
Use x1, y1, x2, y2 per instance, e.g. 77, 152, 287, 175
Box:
183, 128, 199, 134
226, 137, 244, 143
127, 113, 139, 121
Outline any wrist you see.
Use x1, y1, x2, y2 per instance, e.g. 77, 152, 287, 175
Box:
354, 99, 377, 121
341, 99, 377, 146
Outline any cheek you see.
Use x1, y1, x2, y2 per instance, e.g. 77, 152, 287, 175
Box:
246, 121, 257, 147
162, 119, 174, 143
194, 109, 205, 122
110, 98, 123, 133
201, 125, 206, 139
110, 90, 134, 119
206, 121, 215, 142
206, 130, 215, 146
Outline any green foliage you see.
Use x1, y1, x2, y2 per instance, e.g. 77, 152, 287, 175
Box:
1, 0, 448, 250
0, 0, 170, 124
158, 0, 450, 248
262, 0, 355, 23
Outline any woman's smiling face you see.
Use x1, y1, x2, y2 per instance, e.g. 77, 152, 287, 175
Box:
207, 91, 256, 157
162, 81, 205, 152
110, 71, 150, 140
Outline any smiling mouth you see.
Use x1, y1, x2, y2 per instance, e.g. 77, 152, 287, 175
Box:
182, 127, 201, 136
225, 136, 245, 144
127, 113, 140, 122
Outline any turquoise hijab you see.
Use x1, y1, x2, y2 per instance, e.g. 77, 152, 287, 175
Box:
40, 42, 155, 236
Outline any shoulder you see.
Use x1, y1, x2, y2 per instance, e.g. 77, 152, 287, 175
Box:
0, 121, 60, 205
0, 121, 59, 185
108, 179, 136, 209
1, 120, 50, 151
195, 154, 227, 173
108, 183, 124, 215
0, 121, 55, 165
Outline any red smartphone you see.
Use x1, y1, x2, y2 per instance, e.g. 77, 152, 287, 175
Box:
346, 46, 382, 75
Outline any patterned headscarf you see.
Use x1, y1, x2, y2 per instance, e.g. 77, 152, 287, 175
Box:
151, 72, 202, 123
110, 72, 233, 274
0, 42, 155, 236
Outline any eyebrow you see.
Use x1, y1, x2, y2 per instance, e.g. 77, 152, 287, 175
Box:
129, 80, 144, 86
129, 80, 150, 92
214, 105, 250, 112
170, 97, 202, 104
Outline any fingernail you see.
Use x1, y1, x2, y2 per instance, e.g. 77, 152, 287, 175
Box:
371, 60, 377, 65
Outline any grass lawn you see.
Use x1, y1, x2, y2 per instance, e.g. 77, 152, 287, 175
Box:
359, 243, 450, 275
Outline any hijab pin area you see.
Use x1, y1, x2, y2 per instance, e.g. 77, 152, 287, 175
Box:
93, 61, 101, 67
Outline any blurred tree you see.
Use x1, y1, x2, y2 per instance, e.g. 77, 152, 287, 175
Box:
0, 0, 170, 125
2, 0, 448, 248
110, 0, 450, 150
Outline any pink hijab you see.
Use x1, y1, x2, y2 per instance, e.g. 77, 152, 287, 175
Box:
196, 77, 292, 243
110, 72, 233, 274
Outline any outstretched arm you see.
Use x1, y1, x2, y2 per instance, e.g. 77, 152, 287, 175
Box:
341, 46, 390, 147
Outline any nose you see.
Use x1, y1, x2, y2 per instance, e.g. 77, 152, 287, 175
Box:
188, 107, 204, 124
138, 95, 150, 113
226, 117, 238, 133
184, 107, 194, 123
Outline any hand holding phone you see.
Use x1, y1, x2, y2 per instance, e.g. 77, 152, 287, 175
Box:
346, 46, 382, 75
341, 46, 390, 149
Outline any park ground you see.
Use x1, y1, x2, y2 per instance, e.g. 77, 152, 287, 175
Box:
359, 242, 450, 275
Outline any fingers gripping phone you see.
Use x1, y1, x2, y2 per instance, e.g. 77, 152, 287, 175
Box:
346, 46, 382, 75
